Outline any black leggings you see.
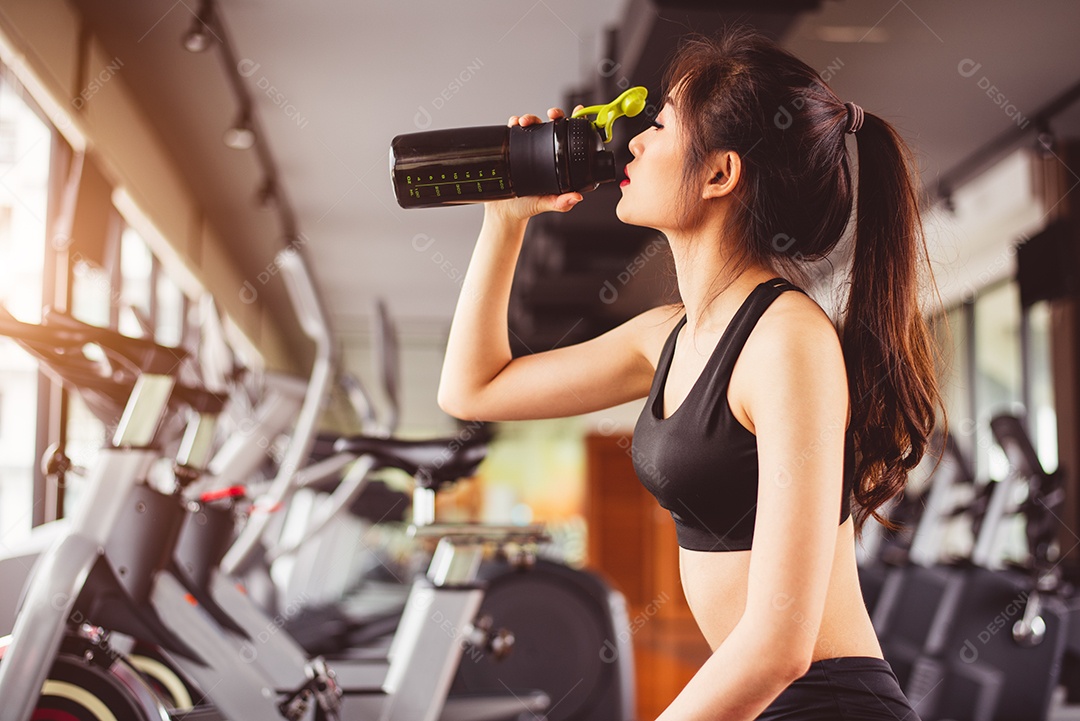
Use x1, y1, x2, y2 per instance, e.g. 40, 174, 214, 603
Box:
756, 656, 922, 721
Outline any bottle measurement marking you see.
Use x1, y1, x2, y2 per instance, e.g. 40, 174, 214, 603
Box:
407, 169, 503, 189
405, 169, 506, 199
411, 176, 503, 188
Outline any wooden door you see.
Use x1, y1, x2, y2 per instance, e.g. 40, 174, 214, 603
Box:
584, 432, 712, 721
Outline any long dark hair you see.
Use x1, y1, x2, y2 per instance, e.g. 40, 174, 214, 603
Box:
662, 27, 946, 535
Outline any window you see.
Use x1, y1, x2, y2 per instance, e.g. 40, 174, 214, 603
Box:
0, 75, 51, 548
973, 280, 1023, 482
119, 226, 154, 337
931, 304, 971, 453
155, 261, 186, 347
70, 258, 112, 328
0, 205, 12, 253
930, 278, 1058, 568
61, 393, 108, 518
934, 281, 1057, 480
0, 64, 196, 536
0, 117, 17, 163
1026, 301, 1057, 471
115, 225, 188, 345
63, 223, 193, 518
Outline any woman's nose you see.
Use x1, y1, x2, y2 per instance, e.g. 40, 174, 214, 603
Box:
628, 130, 645, 157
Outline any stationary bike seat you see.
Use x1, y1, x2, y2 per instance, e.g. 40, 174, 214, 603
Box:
332, 434, 487, 487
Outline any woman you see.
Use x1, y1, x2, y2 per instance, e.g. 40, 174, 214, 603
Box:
438, 26, 944, 721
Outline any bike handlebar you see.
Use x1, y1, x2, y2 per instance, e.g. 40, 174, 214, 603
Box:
0, 307, 224, 416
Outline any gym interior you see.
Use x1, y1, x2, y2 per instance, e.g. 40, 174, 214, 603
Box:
0, 1, 1077, 720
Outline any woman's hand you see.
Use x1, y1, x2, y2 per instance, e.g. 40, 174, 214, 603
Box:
484, 106, 585, 224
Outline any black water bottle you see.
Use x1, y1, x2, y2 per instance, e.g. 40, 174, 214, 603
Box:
390, 117, 615, 209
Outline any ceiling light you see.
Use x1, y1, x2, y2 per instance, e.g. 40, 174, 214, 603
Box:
224, 113, 255, 150
1035, 121, 1057, 158
182, 1, 214, 53
942, 192, 956, 215
256, 178, 277, 210
815, 26, 889, 43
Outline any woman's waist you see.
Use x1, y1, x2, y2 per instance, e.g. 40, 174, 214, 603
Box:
679, 550, 881, 659
689, 609, 884, 662
679, 549, 751, 648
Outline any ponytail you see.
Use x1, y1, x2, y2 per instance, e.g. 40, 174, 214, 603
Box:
662, 28, 948, 536
844, 113, 946, 533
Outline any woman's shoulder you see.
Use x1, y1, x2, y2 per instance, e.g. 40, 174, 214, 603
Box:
723, 288, 849, 433
743, 288, 847, 385
766, 287, 840, 340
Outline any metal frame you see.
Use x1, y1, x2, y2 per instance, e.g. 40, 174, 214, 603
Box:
0, 374, 172, 721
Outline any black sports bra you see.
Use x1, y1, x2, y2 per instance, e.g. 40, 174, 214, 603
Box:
631, 277, 855, 552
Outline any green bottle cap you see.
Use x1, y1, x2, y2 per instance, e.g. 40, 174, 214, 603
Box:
571, 86, 648, 143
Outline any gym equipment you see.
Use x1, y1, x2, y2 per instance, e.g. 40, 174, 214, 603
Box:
863, 414, 1073, 721
856, 429, 967, 618
0, 304, 240, 721
0, 251, 634, 721
451, 558, 635, 721
198, 292, 634, 721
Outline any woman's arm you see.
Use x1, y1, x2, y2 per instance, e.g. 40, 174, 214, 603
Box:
655, 295, 850, 720
438, 110, 665, 421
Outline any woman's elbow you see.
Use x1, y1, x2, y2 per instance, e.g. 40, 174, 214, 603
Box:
748, 647, 812, 688
779, 651, 813, 683
437, 385, 465, 419
768, 636, 816, 683
437, 383, 481, 420
742, 625, 814, 683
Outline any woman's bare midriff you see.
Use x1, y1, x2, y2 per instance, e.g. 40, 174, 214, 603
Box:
678, 517, 885, 662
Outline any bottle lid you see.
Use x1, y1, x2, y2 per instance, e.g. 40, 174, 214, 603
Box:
572, 86, 648, 143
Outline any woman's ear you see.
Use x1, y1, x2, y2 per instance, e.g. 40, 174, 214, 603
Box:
702, 150, 741, 199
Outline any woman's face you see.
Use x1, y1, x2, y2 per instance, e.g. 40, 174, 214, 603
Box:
615, 97, 686, 230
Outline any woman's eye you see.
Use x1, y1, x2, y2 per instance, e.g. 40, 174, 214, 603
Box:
649, 119, 664, 130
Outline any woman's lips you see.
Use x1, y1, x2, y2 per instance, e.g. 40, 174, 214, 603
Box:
620, 165, 630, 187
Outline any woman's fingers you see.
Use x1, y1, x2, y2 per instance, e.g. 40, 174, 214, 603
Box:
554, 192, 583, 211
548, 105, 585, 121
487, 191, 583, 223
508, 114, 541, 127
540, 192, 583, 214
548, 106, 584, 120
510, 109, 583, 126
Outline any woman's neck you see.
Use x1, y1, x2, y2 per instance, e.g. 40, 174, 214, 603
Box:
666, 223, 776, 334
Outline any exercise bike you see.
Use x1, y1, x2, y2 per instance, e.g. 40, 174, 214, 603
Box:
0, 250, 634, 721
